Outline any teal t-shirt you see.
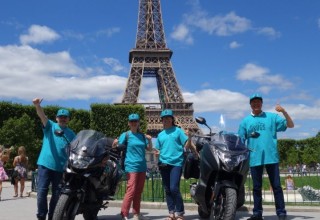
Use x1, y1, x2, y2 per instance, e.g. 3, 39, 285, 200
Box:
238, 112, 287, 167
155, 126, 188, 167
37, 120, 76, 172
118, 131, 148, 173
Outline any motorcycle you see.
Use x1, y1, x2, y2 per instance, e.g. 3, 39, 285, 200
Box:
184, 117, 250, 220
52, 129, 125, 220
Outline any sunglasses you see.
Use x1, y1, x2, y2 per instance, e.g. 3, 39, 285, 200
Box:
129, 120, 139, 123
57, 116, 68, 119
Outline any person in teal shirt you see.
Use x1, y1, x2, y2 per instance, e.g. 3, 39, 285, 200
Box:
155, 109, 194, 220
33, 98, 75, 220
114, 113, 152, 220
238, 94, 294, 220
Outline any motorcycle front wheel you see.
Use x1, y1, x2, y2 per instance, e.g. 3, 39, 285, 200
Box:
52, 194, 79, 220
210, 187, 237, 220
83, 200, 101, 220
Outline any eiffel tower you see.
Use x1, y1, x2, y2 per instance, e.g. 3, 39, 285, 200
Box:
120, 0, 200, 136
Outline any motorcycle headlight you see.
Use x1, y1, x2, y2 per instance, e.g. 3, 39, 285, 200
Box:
69, 153, 94, 169
217, 150, 248, 171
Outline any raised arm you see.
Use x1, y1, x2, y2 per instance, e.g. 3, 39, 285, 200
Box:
275, 104, 294, 128
32, 98, 48, 127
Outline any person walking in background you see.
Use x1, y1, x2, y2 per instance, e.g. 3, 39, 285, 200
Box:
33, 98, 76, 220
154, 109, 195, 220
238, 94, 294, 220
0, 146, 12, 201
12, 146, 28, 197
113, 113, 153, 220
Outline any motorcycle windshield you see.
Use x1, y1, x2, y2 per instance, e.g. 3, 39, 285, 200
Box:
212, 131, 249, 170
69, 130, 109, 169
212, 131, 247, 153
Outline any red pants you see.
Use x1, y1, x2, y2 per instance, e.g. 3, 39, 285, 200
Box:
121, 172, 146, 217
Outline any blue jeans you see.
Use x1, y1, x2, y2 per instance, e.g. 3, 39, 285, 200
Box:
160, 165, 184, 216
37, 165, 63, 219
251, 163, 286, 217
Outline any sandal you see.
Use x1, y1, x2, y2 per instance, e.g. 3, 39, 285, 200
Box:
13, 194, 18, 197
165, 215, 175, 220
175, 216, 184, 220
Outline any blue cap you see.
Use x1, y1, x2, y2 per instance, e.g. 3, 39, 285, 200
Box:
128, 113, 140, 121
56, 109, 70, 117
160, 109, 174, 118
250, 93, 263, 103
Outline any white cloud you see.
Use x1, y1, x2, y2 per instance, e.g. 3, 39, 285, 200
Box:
280, 104, 320, 120
171, 2, 280, 44
229, 41, 242, 49
0, 44, 126, 101
257, 27, 281, 38
20, 25, 60, 45
184, 89, 248, 118
103, 57, 127, 72
170, 24, 193, 44
97, 27, 121, 37
237, 63, 293, 91
185, 11, 251, 36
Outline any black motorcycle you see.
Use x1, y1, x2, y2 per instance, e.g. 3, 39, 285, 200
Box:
52, 129, 125, 220
184, 117, 250, 220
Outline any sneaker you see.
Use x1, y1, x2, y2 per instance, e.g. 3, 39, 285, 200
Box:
133, 214, 150, 220
121, 217, 128, 220
278, 215, 287, 220
247, 215, 264, 220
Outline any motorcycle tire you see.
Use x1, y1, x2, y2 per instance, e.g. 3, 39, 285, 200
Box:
198, 205, 210, 219
237, 185, 245, 209
210, 187, 237, 220
52, 194, 78, 220
83, 201, 101, 220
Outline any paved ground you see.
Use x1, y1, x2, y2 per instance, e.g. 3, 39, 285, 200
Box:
0, 181, 319, 220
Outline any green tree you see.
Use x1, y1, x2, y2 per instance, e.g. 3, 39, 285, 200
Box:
0, 113, 39, 170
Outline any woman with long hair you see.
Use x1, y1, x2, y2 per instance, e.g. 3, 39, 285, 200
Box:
13, 146, 28, 197
113, 113, 153, 220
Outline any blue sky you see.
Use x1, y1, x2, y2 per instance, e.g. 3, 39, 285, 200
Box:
1, 0, 320, 140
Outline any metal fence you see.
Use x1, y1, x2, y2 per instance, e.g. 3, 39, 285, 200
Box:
31, 171, 320, 206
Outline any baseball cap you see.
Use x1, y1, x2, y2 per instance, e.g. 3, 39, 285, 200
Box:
249, 93, 263, 103
56, 109, 70, 117
128, 113, 140, 121
160, 109, 174, 118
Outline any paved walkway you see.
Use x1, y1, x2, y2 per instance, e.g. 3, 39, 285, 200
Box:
0, 181, 319, 220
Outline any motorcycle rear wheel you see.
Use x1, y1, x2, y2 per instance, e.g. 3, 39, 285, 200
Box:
210, 187, 237, 220
52, 194, 78, 220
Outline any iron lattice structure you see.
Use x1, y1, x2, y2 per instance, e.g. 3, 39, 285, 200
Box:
120, 0, 200, 136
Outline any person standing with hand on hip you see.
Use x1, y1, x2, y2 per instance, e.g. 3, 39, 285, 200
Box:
33, 98, 76, 220
238, 94, 294, 220
113, 113, 153, 220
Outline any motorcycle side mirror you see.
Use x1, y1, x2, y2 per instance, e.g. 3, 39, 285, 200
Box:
195, 117, 212, 136
250, 131, 260, 138
54, 129, 64, 136
54, 129, 71, 145
195, 117, 206, 125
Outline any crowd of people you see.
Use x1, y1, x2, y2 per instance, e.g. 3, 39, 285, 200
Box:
0, 94, 296, 220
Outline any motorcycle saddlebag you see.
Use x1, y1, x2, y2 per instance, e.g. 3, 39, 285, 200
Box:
183, 152, 200, 179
